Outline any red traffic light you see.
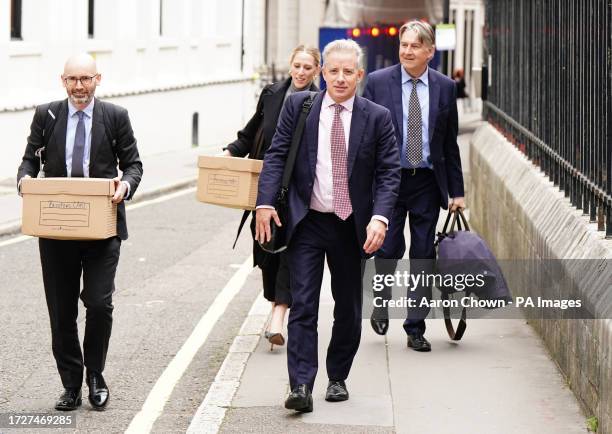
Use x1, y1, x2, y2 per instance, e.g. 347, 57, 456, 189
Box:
388, 26, 398, 36
371, 27, 380, 37
351, 28, 361, 38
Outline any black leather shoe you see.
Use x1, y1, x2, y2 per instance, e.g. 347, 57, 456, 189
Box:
325, 380, 349, 402
55, 388, 82, 411
407, 334, 431, 352
86, 372, 109, 410
284, 384, 313, 413
370, 316, 389, 335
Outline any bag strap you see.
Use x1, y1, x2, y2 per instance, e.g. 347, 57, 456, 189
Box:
444, 208, 471, 233
281, 91, 317, 190
442, 292, 467, 340
232, 91, 317, 249
232, 210, 251, 249
37, 101, 62, 167
438, 208, 470, 340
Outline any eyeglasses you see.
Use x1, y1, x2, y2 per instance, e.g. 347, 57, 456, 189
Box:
63, 74, 99, 86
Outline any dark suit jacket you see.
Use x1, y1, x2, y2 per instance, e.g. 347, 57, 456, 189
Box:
17, 97, 143, 240
226, 77, 319, 158
363, 64, 464, 208
256, 91, 401, 252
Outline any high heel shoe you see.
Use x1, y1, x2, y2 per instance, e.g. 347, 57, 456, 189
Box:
264, 331, 285, 351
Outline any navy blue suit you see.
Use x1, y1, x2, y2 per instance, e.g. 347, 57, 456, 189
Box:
363, 64, 464, 335
257, 90, 400, 390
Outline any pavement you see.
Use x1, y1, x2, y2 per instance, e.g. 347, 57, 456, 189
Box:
0, 112, 589, 433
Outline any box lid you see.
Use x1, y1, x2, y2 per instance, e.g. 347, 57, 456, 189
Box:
21, 177, 116, 196
198, 155, 263, 173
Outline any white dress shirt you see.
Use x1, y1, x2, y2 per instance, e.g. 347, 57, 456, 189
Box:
310, 92, 354, 212
258, 91, 387, 226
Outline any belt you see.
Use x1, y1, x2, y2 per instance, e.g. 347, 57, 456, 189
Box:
403, 168, 433, 176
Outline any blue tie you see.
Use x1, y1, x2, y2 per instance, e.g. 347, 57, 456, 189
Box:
72, 111, 85, 177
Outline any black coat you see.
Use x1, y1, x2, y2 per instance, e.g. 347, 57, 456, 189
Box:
226, 78, 318, 269
17, 98, 143, 240
226, 78, 319, 158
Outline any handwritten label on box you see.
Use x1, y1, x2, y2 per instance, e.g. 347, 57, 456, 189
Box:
207, 174, 239, 198
39, 201, 90, 228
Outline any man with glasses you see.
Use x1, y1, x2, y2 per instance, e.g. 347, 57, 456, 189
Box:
17, 53, 143, 411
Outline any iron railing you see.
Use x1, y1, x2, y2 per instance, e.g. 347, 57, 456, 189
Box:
484, 0, 611, 238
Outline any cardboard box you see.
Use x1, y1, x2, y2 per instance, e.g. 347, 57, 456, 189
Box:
21, 177, 117, 240
197, 156, 263, 210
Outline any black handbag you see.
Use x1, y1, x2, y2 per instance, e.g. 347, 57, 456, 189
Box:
259, 92, 317, 253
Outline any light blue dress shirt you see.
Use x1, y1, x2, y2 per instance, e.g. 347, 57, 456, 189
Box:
66, 99, 94, 177
401, 66, 432, 169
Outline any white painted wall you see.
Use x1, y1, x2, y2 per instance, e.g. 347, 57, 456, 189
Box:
1, 0, 266, 180
2, 0, 485, 181
265, 0, 324, 71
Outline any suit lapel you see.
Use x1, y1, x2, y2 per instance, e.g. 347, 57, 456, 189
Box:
306, 91, 324, 178
53, 100, 69, 176
428, 69, 440, 143
347, 96, 367, 178
389, 64, 403, 144
89, 98, 105, 170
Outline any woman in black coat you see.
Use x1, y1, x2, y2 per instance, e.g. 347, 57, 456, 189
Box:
224, 45, 320, 350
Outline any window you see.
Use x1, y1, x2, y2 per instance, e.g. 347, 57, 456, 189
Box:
88, 0, 95, 38
159, 0, 179, 39
192, 113, 199, 147
159, 0, 163, 35
10, 0, 22, 40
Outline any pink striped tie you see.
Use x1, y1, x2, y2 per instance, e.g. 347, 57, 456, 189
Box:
330, 104, 353, 220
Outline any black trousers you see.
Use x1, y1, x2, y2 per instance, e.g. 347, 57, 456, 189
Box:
38, 237, 121, 389
260, 252, 292, 307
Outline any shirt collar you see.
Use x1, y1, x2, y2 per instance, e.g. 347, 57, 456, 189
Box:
323, 91, 355, 112
401, 66, 429, 87
68, 98, 95, 118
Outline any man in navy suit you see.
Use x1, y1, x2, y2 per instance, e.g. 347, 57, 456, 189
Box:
363, 21, 465, 351
256, 39, 400, 413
